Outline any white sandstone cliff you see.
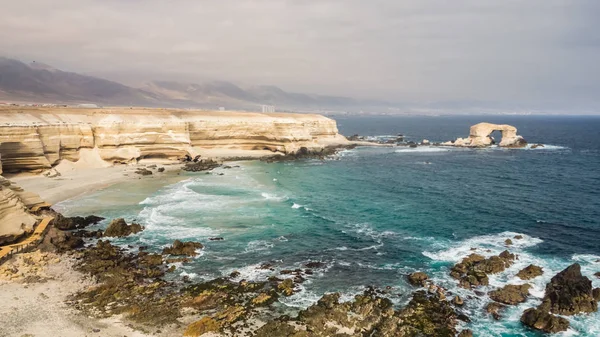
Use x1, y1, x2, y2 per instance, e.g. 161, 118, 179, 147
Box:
0, 107, 349, 172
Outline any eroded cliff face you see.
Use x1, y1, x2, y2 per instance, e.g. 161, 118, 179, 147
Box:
0, 107, 348, 172
0, 176, 37, 245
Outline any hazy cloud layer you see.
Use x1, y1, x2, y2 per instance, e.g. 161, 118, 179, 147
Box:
2, 0, 599, 110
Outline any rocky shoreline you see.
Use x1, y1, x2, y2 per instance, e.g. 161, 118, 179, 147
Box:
3, 208, 598, 336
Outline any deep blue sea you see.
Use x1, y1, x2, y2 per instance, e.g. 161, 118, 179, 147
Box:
58, 115, 600, 336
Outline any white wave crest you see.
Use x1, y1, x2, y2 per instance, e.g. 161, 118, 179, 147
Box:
395, 146, 451, 153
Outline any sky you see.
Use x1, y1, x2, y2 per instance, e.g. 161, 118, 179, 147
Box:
1, 0, 599, 111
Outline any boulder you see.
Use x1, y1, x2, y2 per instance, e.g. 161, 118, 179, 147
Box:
450, 251, 515, 288
407, 272, 429, 286
542, 263, 599, 315
488, 284, 531, 305
517, 264, 544, 280
53, 213, 104, 230
452, 295, 464, 306
182, 159, 221, 172
521, 308, 569, 333
458, 329, 474, 337
134, 168, 153, 176
485, 302, 505, 320
162, 240, 203, 256
103, 218, 144, 237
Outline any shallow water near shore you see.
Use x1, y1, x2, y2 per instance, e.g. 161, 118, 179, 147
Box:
57, 115, 600, 336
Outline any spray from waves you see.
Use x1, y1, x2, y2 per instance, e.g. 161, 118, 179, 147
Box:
243, 240, 275, 254
523, 144, 570, 151
261, 192, 289, 202
422, 232, 600, 336
343, 223, 397, 242
395, 146, 452, 153
422, 231, 543, 262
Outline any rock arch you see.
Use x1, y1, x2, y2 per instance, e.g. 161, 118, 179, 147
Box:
443, 123, 527, 148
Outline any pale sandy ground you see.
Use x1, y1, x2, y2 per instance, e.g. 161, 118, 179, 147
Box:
0, 252, 152, 337
9, 162, 183, 205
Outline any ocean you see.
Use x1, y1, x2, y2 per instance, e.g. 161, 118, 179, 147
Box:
57, 115, 600, 336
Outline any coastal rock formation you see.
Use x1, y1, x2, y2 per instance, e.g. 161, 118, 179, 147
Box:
516, 264, 544, 280
162, 240, 203, 257
488, 284, 531, 305
442, 122, 527, 148
541, 263, 599, 315
53, 214, 104, 230
0, 176, 37, 244
0, 107, 349, 173
103, 218, 143, 237
408, 271, 429, 286
521, 308, 570, 333
521, 263, 600, 333
450, 251, 515, 288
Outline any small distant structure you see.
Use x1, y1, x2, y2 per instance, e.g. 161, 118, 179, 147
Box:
76, 103, 100, 108
261, 105, 275, 113
219, 107, 225, 111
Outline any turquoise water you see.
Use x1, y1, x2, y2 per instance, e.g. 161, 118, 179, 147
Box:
58, 115, 600, 336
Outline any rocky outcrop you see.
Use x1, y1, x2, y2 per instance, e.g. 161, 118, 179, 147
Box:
0, 176, 37, 244
162, 240, 203, 257
450, 251, 515, 288
521, 308, 570, 333
521, 263, 600, 334
407, 271, 429, 286
488, 284, 531, 305
103, 218, 144, 237
516, 264, 544, 280
0, 107, 349, 173
53, 213, 104, 230
541, 263, 599, 315
442, 122, 527, 148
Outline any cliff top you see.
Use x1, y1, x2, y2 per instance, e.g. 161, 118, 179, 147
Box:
0, 107, 332, 126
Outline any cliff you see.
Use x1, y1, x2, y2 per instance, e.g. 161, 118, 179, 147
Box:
0, 107, 349, 173
0, 176, 37, 245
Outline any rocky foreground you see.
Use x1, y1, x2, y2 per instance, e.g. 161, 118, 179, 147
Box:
3, 213, 598, 337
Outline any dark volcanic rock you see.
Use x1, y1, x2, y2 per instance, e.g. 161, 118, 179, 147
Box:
162, 240, 203, 256
450, 251, 515, 288
304, 261, 326, 269
458, 329, 474, 337
53, 213, 104, 230
542, 263, 599, 315
135, 168, 153, 176
182, 159, 221, 172
521, 308, 569, 333
255, 288, 458, 337
520, 263, 599, 334
47, 228, 84, 252
407, 271, 429, 286
485, 302, 505, 320
104, 218, 144, 237
488, 284, 531, 305
517, 264, 544, 280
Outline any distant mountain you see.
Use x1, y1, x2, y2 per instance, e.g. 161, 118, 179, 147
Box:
0, 57, 163, 106
0, 57, 392, 111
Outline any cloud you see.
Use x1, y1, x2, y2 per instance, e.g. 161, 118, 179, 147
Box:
1, 0, 599, 110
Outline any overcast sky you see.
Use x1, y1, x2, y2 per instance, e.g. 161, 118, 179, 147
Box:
2, 0, 599, 110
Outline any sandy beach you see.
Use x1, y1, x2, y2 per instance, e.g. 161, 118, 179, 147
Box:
0, 251, 152, 337
9, 162, 184, 205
